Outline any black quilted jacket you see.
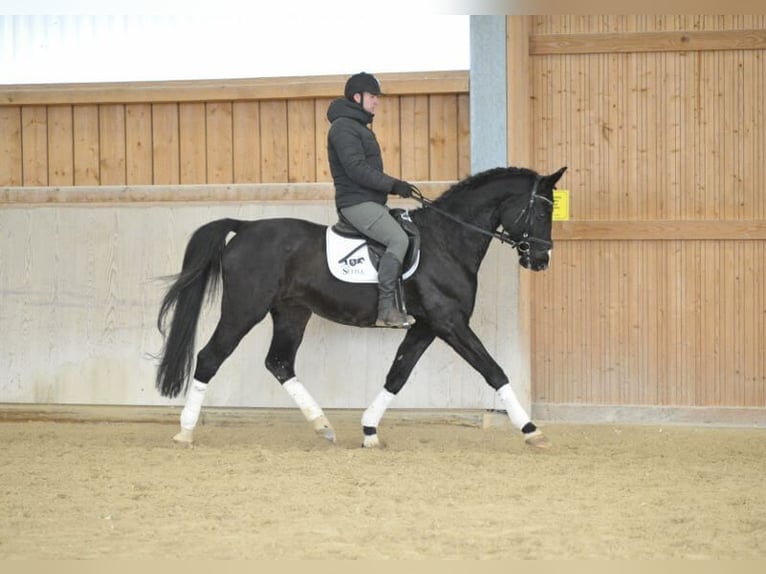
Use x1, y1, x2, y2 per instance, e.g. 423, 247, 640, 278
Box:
326, 98, 397, 210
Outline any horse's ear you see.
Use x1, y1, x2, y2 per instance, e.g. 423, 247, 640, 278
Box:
547, 166, 567, 186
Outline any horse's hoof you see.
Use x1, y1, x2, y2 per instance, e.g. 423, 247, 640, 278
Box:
173, 428, 194, 445
362, 434, 381, 448
313, 416, 336, 443
524, 430, 551, 449
317, 427, 337, 443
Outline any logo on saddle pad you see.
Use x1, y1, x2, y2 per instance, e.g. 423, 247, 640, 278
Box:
325, 210, 420, 284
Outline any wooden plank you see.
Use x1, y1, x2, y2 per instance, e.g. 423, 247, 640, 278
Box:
47, 105, 74, 186
232, 101, 261, 183
259, 101, 288, 183
151, 103, 179, 185
457, 93, 471, 179
531, 403, 766, 427
508, 15, 534, 409
747, 241, 766, 405
741, 48, 757, 219
507, 16, 532, 167
699, 240, 718, 404
286, 99, 316, 183
399, 95, 430, 181
179, 102, 206, 184
313, 98, 332, 183
0, 71, 469, 106
21, 106, 48, 186
428, 95, 457, 180
373, 95, 401, 179
723, 50, 741, 220
206, 102, 233, 184
530, 30, 766, 56
2, 75, 469, 191
73, 105, 99, 185
554, 220, 766, 240
98, 104, 126, 185
0, 106, 22, 186
125, 104, 152, 185
0, 181, 449, 205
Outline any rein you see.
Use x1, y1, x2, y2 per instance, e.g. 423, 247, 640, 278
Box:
409, 179, 553, 252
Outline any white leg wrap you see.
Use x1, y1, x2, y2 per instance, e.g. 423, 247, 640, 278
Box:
362, 389, 395, 429
283, 377, 324, 422
180, 380, 208, 430
496, 383, 531, 430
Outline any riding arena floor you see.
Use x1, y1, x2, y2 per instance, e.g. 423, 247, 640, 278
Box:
1, 406, 764, 559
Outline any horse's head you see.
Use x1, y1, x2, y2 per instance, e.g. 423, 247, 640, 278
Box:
502, 166, 567, 271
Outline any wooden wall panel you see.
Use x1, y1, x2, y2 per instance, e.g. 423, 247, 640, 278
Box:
428, 95, 458, 180
526, 15, 766, 411
99, 105, 126, 185
259, 100, 288, 183
314, 98, 332, 183
532, 240, 766, 407
0, 72, 469, 187
399, 95, 430, 181
47, 105, 73, 186
206, 102, 233, 184
232, 101, 260, 183
179, 102, 206, 184
73, 105, 99, 185
457, 93, 471, 179
533, 48, 766, 221
126, 104, 152, 184
151, 103, 179, 185
21, 106, 47, 186
373, 95, 401, 178
286, 99, 316, 183
0, 107, 22, 186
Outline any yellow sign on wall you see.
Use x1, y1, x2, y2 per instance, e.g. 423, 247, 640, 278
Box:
553, 190, 570, 221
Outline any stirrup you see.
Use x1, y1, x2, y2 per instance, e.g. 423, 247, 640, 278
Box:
375, 313, 415, 329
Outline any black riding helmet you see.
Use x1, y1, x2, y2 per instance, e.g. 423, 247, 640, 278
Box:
344, 72, 383, 100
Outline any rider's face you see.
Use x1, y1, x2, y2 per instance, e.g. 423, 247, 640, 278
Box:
354, 92, 379, 114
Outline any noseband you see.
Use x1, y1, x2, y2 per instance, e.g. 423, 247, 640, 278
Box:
507, 177, 554, 253
410, 177, 553, 252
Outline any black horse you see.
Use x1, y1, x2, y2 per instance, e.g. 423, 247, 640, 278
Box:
155, 165, 567, 449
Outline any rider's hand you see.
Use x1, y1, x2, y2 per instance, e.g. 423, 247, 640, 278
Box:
391, 179, 414, 198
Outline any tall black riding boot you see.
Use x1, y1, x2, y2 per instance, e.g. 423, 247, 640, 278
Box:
375, 253, 416, 328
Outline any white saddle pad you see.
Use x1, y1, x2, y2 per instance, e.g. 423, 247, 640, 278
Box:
325, 228, 419, 284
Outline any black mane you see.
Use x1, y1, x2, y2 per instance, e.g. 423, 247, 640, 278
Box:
435, 166, 540, 203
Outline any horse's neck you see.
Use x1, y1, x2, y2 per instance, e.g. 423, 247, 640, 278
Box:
439, 184, 508, 235
423, 189, 504, 271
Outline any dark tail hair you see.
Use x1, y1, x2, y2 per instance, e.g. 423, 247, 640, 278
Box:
155, 218, 242, 398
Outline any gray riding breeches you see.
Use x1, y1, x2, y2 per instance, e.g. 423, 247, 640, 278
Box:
339, 201, 409, 264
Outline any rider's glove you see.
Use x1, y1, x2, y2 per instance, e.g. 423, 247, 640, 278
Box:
391, 179, 414, 198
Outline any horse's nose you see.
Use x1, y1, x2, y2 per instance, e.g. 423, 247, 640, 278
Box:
526, 256, 549, 271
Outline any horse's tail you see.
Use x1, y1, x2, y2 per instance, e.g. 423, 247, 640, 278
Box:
155, 218, 243, 398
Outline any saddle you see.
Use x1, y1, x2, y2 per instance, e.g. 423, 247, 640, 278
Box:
325, 208, 421, 284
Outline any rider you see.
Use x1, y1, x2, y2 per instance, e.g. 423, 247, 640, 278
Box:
327, 72, 416, 328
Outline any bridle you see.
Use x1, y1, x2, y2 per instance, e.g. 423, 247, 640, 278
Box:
409, 177, 554, 253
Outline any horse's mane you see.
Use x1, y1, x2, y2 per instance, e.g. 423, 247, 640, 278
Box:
434, 166, 540, 203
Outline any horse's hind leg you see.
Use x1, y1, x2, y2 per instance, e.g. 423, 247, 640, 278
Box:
266, 304, 336, 443
173, 293, 270, 444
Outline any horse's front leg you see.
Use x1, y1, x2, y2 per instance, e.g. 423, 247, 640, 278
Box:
438, 322, 551, 449
362, 323, 435, 448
